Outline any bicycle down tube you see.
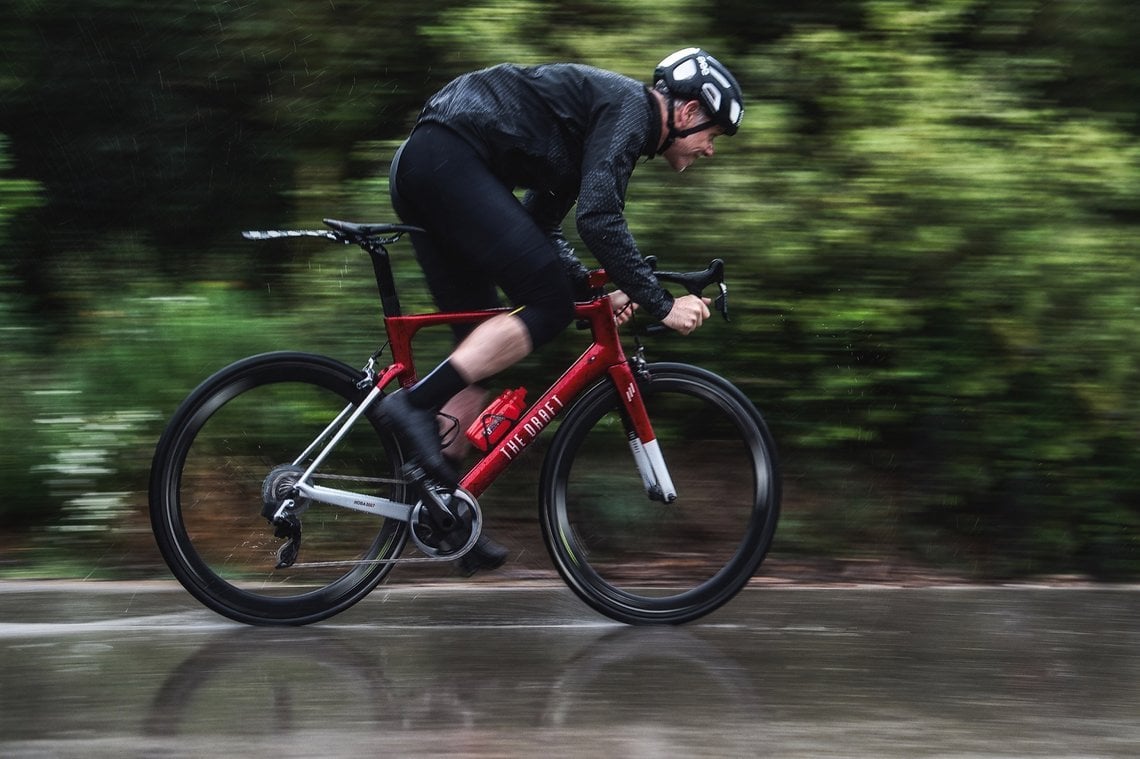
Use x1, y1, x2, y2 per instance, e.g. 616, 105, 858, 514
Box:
459, 296, 672, 501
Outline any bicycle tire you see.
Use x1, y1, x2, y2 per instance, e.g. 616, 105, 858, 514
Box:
539, 362, 780, 624
149, 352, 408, 625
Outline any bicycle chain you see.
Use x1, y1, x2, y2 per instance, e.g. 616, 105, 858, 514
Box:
308, 473, 405, 485
287, 549, 456, 567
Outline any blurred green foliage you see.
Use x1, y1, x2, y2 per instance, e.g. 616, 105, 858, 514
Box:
0, 0, 1136, 577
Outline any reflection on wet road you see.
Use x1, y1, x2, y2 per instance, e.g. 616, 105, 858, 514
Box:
1, 582, 1138, 757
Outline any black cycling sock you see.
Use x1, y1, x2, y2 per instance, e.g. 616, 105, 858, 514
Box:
407, 360, 467, 411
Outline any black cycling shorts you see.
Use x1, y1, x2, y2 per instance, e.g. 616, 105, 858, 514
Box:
389, 123, 575, 347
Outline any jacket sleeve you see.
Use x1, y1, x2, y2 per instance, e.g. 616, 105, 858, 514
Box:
573, 101, 674, 320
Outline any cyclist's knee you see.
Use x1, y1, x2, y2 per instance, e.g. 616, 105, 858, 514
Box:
517, 297, 573, 349
513, 262, 574, 349
532, 301, 575, 348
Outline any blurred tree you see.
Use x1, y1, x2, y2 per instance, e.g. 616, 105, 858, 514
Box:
942, 0, 1140, 136
736, 0, 1140, 573
0, 0, 446, 320
0, 0, 1136, 576
0, 133, 56, 527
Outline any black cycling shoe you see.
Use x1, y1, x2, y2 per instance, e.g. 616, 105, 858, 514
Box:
456, 534, 510, 577
377, 390, 458, 490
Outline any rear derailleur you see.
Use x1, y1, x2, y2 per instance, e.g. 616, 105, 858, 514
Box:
261, 464, 308, 569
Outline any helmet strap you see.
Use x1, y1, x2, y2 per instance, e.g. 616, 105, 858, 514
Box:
656, 97, 715, 156
656, 97, 678, 155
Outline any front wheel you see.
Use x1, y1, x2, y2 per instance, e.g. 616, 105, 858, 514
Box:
539, 363, 780, 624
149, 352, 408, 625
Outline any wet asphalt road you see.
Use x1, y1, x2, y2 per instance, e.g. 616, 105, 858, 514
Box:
1, 580, 1138, 758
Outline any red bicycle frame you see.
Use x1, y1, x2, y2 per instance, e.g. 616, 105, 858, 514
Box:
378, 276, 674, 502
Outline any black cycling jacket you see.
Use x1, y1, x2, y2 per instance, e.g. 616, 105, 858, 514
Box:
415, 63, 673, 320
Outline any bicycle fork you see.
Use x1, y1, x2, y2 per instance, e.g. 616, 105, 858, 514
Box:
609, 360, 678, 504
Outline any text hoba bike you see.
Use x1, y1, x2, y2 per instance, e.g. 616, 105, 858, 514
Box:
149, 219, 781, 625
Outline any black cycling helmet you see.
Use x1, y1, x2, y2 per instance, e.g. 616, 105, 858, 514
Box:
653, 47, 743, 153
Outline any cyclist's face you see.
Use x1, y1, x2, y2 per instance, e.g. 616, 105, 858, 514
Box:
663, 101, 724, 172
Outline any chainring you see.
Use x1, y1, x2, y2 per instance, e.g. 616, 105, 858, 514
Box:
409, 488, 482, 558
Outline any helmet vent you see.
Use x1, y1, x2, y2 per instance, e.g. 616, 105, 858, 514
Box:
672, 59, 699, 81
701, 82, 723, 112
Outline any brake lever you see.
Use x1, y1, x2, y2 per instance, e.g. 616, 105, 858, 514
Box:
715, 281, 729, 322
637, 256, 729, 332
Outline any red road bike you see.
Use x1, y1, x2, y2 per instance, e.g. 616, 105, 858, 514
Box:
149, 219, 780, 625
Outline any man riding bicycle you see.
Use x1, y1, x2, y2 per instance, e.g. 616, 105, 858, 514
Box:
382, 48, 744, 574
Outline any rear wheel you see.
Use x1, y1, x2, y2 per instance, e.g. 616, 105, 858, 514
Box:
540, 363, 779, 624
149, 352, 408, 625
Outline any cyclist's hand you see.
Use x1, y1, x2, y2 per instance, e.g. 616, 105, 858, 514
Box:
609, 290, 638, 325
662, 294, 712, 335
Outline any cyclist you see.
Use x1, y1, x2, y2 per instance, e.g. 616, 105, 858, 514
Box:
383, 48, 744, 574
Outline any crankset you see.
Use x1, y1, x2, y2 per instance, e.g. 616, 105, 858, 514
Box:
409, 486, 482, 559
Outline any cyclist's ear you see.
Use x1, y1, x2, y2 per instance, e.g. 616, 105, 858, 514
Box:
677, 99, 705, 127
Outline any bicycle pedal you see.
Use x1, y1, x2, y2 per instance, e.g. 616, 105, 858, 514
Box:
400, 462, 428, 482
400, 462, 454, 488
